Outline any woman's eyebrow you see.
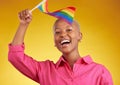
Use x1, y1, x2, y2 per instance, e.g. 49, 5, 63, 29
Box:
54, 27, 61, 31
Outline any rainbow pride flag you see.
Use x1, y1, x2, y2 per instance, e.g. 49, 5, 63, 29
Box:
31, 0, 76, 24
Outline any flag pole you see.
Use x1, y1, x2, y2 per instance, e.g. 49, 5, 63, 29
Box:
30, 0, 46, 13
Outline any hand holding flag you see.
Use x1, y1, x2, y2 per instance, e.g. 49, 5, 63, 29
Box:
19, 9, 32, 24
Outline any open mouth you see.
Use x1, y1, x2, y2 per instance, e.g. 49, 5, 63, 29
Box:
60, 39, 71, 45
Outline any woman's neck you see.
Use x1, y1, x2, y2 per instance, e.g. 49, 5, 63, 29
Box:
63, 50, 81, 69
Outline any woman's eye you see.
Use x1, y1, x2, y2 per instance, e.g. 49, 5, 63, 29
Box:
66, 29, 72, 32
55, 31, 60, 34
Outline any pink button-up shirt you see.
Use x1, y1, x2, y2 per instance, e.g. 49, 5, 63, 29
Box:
8, 44, 113, 85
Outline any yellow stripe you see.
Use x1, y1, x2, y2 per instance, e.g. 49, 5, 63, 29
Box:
42, 3, 47, 12
62, 9, 74, 17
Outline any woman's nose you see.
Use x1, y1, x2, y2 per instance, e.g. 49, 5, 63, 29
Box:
60, 31, 67, 38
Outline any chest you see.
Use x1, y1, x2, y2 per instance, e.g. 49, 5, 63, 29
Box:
39, 64, 101, 85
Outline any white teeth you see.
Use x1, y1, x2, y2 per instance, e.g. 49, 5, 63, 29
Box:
61, 40, 70, 45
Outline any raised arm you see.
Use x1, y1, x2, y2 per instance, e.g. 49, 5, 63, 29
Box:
12, 9, 32, 45
8, 9, 40, 83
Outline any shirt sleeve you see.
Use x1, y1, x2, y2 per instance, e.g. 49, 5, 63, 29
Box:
100, 65, 113, 85
8, 43, 40, 83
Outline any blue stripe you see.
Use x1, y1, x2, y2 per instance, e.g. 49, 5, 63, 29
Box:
38, 6, 43, 12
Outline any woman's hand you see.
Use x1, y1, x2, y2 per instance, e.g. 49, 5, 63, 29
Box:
18, 9, 32, 25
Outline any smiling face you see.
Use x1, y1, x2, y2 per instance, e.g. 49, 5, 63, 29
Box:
53, 19, 82, 54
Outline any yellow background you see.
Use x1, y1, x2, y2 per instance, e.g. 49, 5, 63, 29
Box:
0, 0, 120, 85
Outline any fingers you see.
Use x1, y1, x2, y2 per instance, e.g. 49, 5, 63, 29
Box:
18, 9, 32, 24
19, 9, 30, 20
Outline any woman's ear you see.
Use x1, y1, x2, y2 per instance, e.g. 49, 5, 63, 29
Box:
78, 32, 82, 42
54, 44, 56, 47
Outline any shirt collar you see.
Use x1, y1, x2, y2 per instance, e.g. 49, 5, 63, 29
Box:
77, 55, 93, 64
56, 56, 66, 68
56, 55, 93, 68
